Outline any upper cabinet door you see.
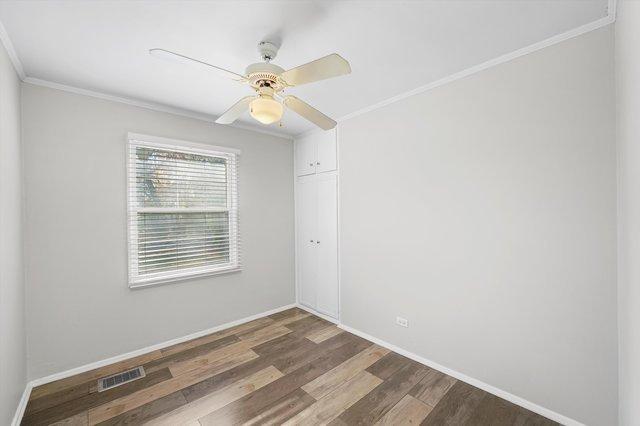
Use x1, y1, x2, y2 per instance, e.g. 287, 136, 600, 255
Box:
295, 128, 337, 176
295, 135, 317, 176
316, 128, 337, 173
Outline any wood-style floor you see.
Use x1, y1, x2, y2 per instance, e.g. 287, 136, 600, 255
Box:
22, 308, 558, 425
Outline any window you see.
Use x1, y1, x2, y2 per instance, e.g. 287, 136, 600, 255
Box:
127, 133, 240, 287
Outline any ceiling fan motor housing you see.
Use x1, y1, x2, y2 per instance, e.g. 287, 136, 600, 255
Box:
245, 62, 286, 91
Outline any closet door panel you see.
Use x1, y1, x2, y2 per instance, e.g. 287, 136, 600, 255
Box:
316, 173, 339, 318
295, 135, 317, 176
296, 176, 318, 308
316, 128, 337, 173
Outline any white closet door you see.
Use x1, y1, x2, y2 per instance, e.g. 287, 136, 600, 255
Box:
315, 173, 339, 318
296, 176, 318, 308
295, 135, 317, 176
316, 128, 337, 173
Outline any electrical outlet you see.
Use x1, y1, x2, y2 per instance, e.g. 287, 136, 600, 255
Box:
396, 316, 408, 327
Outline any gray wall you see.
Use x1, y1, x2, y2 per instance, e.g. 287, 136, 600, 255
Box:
0, 39, 25, 423
22, 84, 295, 379
616, 2, 640, 425
339, 27, 616, 425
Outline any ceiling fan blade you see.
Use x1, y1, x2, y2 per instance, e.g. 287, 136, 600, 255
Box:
149, 48, 246, 82
283, 95, 337, 130
280, 53, 351, 87
215, 96, 255, 124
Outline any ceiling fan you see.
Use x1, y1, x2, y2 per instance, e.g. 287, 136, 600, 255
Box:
149, 41, 351, 130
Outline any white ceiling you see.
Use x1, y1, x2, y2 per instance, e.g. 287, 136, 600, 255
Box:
0, 0, 608, 136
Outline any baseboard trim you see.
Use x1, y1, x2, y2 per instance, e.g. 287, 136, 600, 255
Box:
13, 304, 581, 425
12, 303, 296, 425
29, 303, 296, 388
338, 323, 584, 426
295, 303, 339, 324
11, 383, 32, 426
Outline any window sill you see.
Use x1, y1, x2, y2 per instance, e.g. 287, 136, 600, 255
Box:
129, 266, 242, 289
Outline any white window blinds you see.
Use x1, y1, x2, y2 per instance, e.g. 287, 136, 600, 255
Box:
127, 134, 240, 287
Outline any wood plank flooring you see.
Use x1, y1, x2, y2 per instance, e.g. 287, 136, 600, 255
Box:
22, 308, 558, 426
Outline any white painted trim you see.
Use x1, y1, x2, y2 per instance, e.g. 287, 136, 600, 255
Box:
11, 383, 32, 426
338, 323, 584, 426
4, 4, 616, 423
0, 19, 25, 79
11, 304, 584, 426
27, 303, 295, 388
293, 140, 301, 306
10, 302, 295, 424
315, 7, 616, 426
127, 132, 242, 155
24, 77, 214, 121
326, 8, 616, 425
2, 7, 616, 142
3, 6, 615, 142
125, 132, 241, 287
290, 11, 616, 139
296, 303, 339, 325
337, 14, 614, 125
292, 129, 341, 322
128, 266, 242, 289
335, 125, 342, 325
3, 15, 29, 426
21, 77, 293, 140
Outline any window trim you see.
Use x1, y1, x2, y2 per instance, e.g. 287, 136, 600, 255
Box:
126, 132, 241, 289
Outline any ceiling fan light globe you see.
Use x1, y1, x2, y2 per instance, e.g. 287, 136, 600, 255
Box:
250, 96, 283, 125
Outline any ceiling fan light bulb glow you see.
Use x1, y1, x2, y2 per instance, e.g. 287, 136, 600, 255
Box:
250, 95, 283, 125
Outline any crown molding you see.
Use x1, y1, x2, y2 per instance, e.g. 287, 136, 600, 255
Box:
290, 1, 618, 139
336, 9, 616, 126
1, 13, 292, 140
22, 77, 293, 140
24, 77, 214, 121
2, 3, 616, 142
0, 18, 25, 79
